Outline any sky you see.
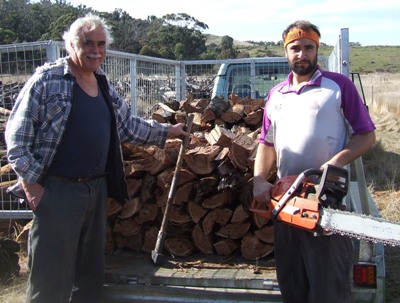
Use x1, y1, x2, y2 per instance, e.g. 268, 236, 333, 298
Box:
67, 0, 400, 46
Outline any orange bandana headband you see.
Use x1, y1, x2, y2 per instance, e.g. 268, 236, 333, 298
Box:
284, 28, 320, 48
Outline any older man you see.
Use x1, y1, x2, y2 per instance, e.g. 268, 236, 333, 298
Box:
5, 14, 188, 303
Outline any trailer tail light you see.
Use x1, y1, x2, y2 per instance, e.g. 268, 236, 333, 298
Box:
353, 263, 377, 287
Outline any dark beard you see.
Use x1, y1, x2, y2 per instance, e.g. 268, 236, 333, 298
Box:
290, 56, 318, 76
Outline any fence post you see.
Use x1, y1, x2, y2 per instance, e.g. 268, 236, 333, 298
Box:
130, 59, 137, 116
179, 62, 186, 101
46, 41, 61, 62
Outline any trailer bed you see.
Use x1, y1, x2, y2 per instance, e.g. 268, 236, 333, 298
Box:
101, 251, 282, 302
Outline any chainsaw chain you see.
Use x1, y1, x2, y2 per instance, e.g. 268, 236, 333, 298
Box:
320, 209, 400, 247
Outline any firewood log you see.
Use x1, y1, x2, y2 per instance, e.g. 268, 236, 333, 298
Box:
119, 197, 142, 219
168, 205, 192, 224
192, 224, 214, 254
204, 124, 235, 147
241, 233, 274, 260
141, 226, 159, 253
193, 176, 219, 203
165, 237, 195, 257
107, 198, 123, 217
140, 173, 157, 203
215, 222, 251, 239
201, 96, 230, 123
213, 239, 238, 256
231, 204, 250, 223
173, 182, 193, 205
243, 109, 263, 126
201, 190, 231, 209
113, 218, 141, 237
184, 145, 222, 175
134, 203, 158, 224
182, 97, 210, 114
229, 132, 258, 171
254, 224, 275, 244
152, 107, 175, 123
202, 208, 232, 235
126, 178, 142, 199
188, 201, 208, 223
221, 103, 244, 124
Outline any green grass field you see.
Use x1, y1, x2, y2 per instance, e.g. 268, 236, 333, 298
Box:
206, 33, 400, 74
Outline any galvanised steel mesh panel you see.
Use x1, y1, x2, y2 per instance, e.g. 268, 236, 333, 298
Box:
135, 58, 178, 118
0, 42, 59, 219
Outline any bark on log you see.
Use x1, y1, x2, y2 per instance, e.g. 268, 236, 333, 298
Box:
201, 96, 230, 123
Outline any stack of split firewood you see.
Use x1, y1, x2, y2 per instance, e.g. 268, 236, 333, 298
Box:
106, 94, 276, 260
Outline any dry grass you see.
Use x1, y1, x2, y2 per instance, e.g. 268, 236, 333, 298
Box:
0, 223, 28, 303
0, 274, 27, 303
360, 72, 400, 303
0, 72, 399, 302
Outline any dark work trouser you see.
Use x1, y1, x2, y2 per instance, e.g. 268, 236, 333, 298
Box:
274, 221, 354, 303
25, 176, 107, 303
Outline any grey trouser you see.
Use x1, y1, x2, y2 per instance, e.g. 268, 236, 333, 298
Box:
26, 175, 107, 303
274, 221, 354, 303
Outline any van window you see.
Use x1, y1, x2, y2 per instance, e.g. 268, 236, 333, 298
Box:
212, 60, 291, 100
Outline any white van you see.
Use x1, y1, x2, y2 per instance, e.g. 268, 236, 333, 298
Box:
211, 57, 291, 100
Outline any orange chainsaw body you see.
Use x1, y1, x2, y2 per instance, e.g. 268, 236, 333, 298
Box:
251, 175, 321, 231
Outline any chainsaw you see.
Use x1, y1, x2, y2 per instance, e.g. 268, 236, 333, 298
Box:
250, 164, 400, 246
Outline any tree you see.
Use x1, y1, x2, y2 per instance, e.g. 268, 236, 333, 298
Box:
101, 9, 150, 53
221, 35, 233, 50
142, 13, 208, 60
0, 28, 17, 44
40, 12, 80, 41
217, 35, 237, 59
